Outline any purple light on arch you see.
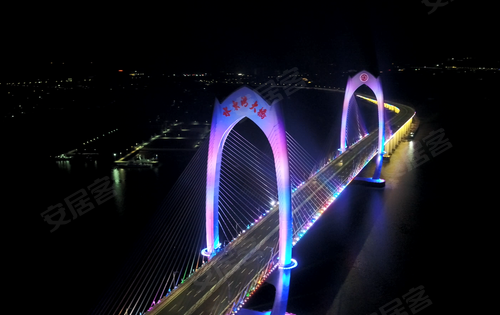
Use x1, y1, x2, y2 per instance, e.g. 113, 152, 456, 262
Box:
205, 86, 293, 268
339, 71, 385, 179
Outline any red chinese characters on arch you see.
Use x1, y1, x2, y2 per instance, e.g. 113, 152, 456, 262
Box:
249, 101, 258, 112
241, 96, 248, 107
221, 97, 267, 119
257, 108, 267, 119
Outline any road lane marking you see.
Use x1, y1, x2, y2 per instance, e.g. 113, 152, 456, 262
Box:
213, 294, 219, 302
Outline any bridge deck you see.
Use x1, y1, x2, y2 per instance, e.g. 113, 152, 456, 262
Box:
147, 101, 415, 315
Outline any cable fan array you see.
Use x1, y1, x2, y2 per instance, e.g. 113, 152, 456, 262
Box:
345, 96, 368, 148
90, 129, 318, 315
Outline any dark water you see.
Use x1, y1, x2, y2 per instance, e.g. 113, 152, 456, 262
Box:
5, 121, 197, 314
5, 71, 477, 314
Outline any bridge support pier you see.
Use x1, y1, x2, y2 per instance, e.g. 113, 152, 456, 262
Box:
372, 153, 385, 181
270, 268, 291, 315
354, 153, 385, 187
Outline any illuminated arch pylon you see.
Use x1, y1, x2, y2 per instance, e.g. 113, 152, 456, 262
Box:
340, 71, 385, 179
203, 86, 293, 268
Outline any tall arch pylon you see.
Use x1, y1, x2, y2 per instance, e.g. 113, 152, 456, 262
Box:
340, 71, 385, 179
203, 86, 294, 269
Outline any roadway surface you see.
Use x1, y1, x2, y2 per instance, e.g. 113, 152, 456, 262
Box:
147, 100, 415, 315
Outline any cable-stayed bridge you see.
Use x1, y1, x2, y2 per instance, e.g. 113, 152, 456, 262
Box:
90, 71, 415, 315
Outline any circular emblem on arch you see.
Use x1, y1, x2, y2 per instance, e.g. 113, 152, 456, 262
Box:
360, 73, 369, 83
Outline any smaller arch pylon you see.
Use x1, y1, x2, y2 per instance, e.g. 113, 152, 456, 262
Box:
339, 71, 385, 180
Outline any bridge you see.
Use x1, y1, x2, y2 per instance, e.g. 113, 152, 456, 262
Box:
90, 71, 415, 315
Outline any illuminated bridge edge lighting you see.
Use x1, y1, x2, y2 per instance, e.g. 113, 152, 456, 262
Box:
356, 94, 400, 113
231, 95, 415, 315
384, 112, 416, 145
230, 174, 363, 313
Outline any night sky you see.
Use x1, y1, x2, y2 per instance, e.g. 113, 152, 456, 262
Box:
2, 1, 497, 77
